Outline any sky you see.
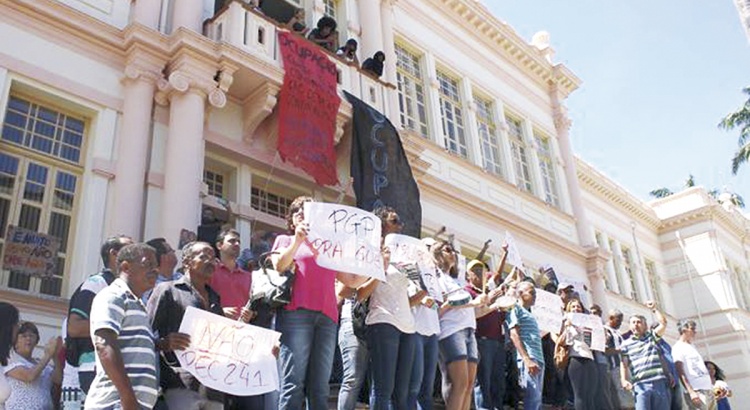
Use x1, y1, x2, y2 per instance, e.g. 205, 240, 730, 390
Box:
486, 0, 750, 205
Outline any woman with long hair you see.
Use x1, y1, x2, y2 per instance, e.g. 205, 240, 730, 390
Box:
433, 240, 486, 410
0, 302, 20, 410
271, 196, 366, 410
4, 321, 62, 410
559, 298, 599, 410
705, 361, 732, 410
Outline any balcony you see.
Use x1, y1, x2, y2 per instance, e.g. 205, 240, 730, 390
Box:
204, 0, 394, 136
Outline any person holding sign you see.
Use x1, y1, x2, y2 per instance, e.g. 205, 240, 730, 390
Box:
354, 207, 419, 410
85, 243, 159, 410
559, 299, 599, 410
433, 240, 487, 410
507, 282, 545, 410
271, 197, 367, 410
147, 242, 224, 410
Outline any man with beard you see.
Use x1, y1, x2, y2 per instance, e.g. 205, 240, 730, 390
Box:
147, 242, 225, 409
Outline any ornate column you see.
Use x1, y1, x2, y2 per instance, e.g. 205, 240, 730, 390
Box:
586, 247, 612, 313
171, 0, 205, 33
358, 0, 384, 60
111, 59, 162, 239
550, 77, 595, 247
155, 63, 230, 245
132, 0, 162, 29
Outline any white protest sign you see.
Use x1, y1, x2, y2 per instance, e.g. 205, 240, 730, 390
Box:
384, 234, 441, 300
569, 312, 606, 352
304, 202, 385, 281
456, 253, 467, 286
532, 289, 564, 334
177, 307, 281, 396
504, 232, 525, 271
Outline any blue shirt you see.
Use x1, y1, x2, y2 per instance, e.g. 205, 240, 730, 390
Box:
506, 304, 545, 366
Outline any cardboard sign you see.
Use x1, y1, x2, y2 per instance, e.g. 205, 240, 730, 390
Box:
304, 202, 386, 281
504, 232, 525, 272
569, 312, 606, 352
176, 307, 281, 396
1, 225, 60, 277
384, 234, 441, 300
532, 289, 564, 334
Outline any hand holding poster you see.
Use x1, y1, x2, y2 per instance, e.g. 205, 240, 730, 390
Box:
176, 307, 281, 396
503, 232, 525, 273
568, 312, 606, 352
2, 225, 60, 277
532, 289, 564, 334
304, 202, 386, 281
384, 234, 441, 298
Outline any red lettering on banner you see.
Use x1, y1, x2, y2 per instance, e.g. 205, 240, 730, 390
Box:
277, 31, 340, 186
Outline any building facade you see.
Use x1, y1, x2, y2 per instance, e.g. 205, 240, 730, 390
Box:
0, 0, 748, 405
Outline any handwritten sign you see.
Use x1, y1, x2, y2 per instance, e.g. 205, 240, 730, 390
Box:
504, 231, 525, 272
177, 307, 281, 396
569, 312, 606, 352
384, 234, 441, 300
304, 202, 385, 281
1, 225, 60, 277
532, 289, 564, 334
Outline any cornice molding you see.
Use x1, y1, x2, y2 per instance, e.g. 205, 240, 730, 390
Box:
576, 157, 661, 229
424, 0, 581, 98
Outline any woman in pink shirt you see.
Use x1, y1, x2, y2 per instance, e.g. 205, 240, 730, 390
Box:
271, 196, 364, 410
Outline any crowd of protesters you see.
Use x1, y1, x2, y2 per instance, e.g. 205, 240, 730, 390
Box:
0, 195, 735, 410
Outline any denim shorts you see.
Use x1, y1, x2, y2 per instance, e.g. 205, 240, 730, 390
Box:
439, 327, 478, 364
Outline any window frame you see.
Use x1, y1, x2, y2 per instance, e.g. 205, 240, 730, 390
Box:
474, 94, 503, 177
505, 114, 533, 192
534, 131, 560, 207
436, 70, 467, 158
395, 43, 429, 138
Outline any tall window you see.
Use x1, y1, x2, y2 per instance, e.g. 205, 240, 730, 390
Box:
0, 95, 84, 297
506, 115, 532, 192
621, 247, 638, 300
437, 71, 467, 158
395, 45, 429, 137
251, 187, 293, 219
535, 132, 559, 207
203, 169, 226, 199
323, 0, 337, 18
644, 260, 662, 306
474, 96, 503, 176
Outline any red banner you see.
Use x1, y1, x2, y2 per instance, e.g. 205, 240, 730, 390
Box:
277, 31, 341, 186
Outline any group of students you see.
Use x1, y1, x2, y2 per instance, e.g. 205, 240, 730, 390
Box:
0, 194, 736, 410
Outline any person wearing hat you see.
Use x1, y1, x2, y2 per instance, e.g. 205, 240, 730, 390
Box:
556, 283, 574, 307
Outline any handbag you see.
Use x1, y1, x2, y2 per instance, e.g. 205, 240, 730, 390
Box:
351, 297, 370, 341
250, 251, 295, 310
554, 324, 570, 369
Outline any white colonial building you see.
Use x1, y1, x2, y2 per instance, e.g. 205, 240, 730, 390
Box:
0, 0, 748, 405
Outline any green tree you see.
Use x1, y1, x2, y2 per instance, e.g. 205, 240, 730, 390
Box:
718, 87, 750, 175
649, 188, 674, 198
649, 177, 744, 209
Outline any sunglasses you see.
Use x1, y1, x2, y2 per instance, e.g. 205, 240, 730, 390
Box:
441, 247, 455, 253
387, 217, 403, 225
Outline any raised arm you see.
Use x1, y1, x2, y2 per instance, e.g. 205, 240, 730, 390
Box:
5, 337, 60, 383
647, 301, 667, 337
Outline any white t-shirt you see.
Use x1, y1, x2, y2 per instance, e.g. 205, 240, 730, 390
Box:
437, 273, 475, 340
0, 366, 10, 410
672, 340, 713, 391
366, 265, 415, 334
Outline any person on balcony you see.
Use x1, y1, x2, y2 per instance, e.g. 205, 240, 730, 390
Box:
286, 8, 309, 36
336, 39, 360, 65
307, 16, 338, 53
362, 51, 385, 78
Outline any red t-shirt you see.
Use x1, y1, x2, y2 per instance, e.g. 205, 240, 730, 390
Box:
272, 235, 339, 323
210, 261, 252, 315
466, 285, 505, 341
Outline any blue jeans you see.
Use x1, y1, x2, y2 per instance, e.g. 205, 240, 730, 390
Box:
518, 358, 544, 410
367, 323, 417, 410
337, 318, 369, 410
634, 379, 671, 410
409, 334, 439, 410
276, 309, 337, 410
474, 338, 506, 410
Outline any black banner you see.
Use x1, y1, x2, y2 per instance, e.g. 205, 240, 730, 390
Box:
345, 92, 422, 238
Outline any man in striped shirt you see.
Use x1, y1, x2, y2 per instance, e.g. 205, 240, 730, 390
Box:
85, 243, 160, 410
507, 281, 545, 410
620, 301, 671, 410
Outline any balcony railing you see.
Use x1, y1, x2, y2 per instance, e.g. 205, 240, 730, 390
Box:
205, 1, 393, 116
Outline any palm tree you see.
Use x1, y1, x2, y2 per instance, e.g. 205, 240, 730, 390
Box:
718, 87, 750, 175
649, 188, 674, 198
